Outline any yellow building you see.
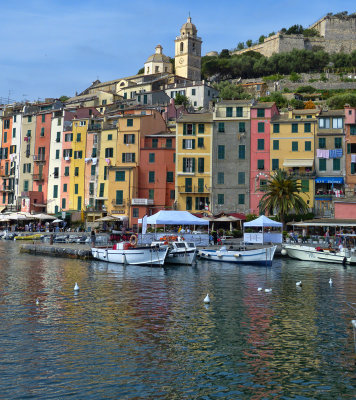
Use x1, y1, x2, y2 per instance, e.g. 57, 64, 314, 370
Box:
69, 118, 88, 211
270, 109, 319, 209
176, 113, 213, 212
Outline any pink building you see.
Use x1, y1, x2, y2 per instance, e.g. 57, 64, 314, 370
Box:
249, 102, 279, 215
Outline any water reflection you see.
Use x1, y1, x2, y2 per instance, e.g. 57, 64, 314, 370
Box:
0, 242, 355, 398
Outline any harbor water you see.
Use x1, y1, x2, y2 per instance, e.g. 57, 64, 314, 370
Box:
0, 241, 355, 399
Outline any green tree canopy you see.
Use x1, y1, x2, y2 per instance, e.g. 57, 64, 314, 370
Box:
59, 95, 70, 102
327, 93, 356, 109
213, 81, 251, 100
259, 169, 309, 226
174, 93, 190, 108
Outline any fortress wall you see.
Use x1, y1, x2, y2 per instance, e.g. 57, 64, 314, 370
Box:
232, 33, 281, 57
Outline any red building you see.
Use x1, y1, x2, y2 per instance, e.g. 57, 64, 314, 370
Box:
0, 113, 14, 207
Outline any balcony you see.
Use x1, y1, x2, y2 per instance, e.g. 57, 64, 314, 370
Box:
179, 185, 210, 194
33, 174, 44, 181
2, 185, 13, 192
288, 171, 316, 179
88, 123, 102, 132
33, 155, 46, 163
112, 200, 126, 207
131, 198, 154, 205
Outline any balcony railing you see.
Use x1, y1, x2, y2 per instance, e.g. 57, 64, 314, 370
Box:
131, 198, 154, 205
33, 174, 44, 181
88, 123, 102, 132
179, 185, 210, 194
288, 171, 316, 179
2, 185, 13, 192
112, 200, 126, 207
33, 155, 46, 162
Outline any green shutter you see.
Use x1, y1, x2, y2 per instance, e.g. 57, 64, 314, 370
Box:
292, 123, 298, 133
333, 158, 340, 171
292, 141, 298, 151
319, 158, 326, 171
273, 124, 280, 133
305, 141, 311, 151
192, 158, 196, 172
192, 124, 196, 135
347, 143, 351, 154
301, 180, 309, 193
198, 178, 204, 192
273, 140, 279, 150
239, 145, 245, 159
116, 190, 123, 205
183, 124, 186, 135
198, 158, 204, 173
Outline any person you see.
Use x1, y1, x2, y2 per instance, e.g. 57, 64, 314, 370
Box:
180, 227, 186, 234
91, 229, 96, 247
289, 231, 297, 243
338, 242, 344, 252
212, 231, 218, 245
324, 228, 330, 244
302, 228, 307, 243
186, 227, 191, 234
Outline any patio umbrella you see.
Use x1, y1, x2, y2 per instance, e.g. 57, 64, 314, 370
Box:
8, 213, 29, 221
32, 213, 56, 220
214, 215, 240, 231
96, 215, 120, 222
52, 219, 63, 223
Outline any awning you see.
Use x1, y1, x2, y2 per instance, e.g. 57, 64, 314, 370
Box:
283, 159, 314, 167
315, 177, 344, 184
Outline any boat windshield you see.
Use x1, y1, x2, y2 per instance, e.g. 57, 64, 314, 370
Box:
175, 243, 186, 248
187, 242, 196, 248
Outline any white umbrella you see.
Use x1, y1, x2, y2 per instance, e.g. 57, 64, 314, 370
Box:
96, 215, 120, 222
31, 213, 56, 220
52, 219, 63, 223
8, 213, 29, 221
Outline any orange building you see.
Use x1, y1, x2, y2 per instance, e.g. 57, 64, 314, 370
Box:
345, 106, 356, 196
0, 113, 13, 206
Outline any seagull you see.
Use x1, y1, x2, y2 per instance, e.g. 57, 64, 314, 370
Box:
265, 288, 272, 293
296, 281, 302, 287
204, 294, 210, 303
74, 282, 80, 291
329, 278, 333, 285
258, 287, 263, 291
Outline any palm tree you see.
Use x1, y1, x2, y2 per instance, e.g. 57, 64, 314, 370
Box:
259, 169, 309, 227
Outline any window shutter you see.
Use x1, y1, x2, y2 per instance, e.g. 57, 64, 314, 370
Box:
192, 158, 196, 172
192, 139, 195, 149
183, 124, 186, 135
193, 124, 196, 135
183, 158, 186, 172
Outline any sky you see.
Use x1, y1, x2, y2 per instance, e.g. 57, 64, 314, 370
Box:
0, 0, 355, 103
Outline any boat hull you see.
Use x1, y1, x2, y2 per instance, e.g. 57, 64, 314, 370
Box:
91, 246, 168, 266
165, 249, 197, 265
284, 245, 350, 264
198, 246, 277, 265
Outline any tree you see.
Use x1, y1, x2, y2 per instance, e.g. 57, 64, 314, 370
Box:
258, 35, 266, 44
213, 81, 251, 100
59, 95, 70, 102
236, 42, 245, 50
137, 67, 144, 74
304, 100, 316, 109
174, 93, 190, 108
246, 39, 253, 48
219, 49, 230, 58
327, 93, 356, 109
259, 169, 309, 227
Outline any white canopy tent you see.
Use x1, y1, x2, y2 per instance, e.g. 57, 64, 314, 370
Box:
138, 210, 209, 226
244, 215, 283, 244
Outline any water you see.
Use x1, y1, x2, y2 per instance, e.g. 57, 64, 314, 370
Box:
0, 242, 355, 399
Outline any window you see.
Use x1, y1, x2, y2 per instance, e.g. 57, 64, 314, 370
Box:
3, 132, 7, 143
74, 167, 79, 176
77, 196, 82, 211
27, 129, 31, 137
63, 183, 67, 192
104, 166, 108, 180
28, 116, 32, 123
257, 159, 265, 170
64, 166, 69, 176
198, 124, 204, 133
182, 139, 195, 149
239, 122, 245, 132
55, 149, 60, 159
40, 127, 45, 136
272, 159, 279, 170
238, 194, 245, 204
91, 165, 96, 176
149, 189, 154, 200
332, 118, 343, 129
12, 128, 16, 138
198, 158, 204, 173
57, 118, 62, 126
257, 139, 265, 150
319, 138, 326, 149
319, 118, 330, 129
333, 158, 340, 171
183, 123, 196, 135
218, 172, 224, 184
192, 88, 196, 96
74, 150, 83, 159
301, 180, 309, 193
53, 185, 58, 198
292, 141, 298, 151
236, 107, 243, 117
186, 196, 192, 210
217, 194, 224, 205
99, 183, 104, 197
257, 109, 265, 118
115, 190, 123, 205
127, 119, 133, 127
149, 153, 155, 163
133, 208, 139, 218
124, 134, 135, 144
166, 138, 172, 148
170, 190, 175, 199
260, 180, 267, 189
292, 123, 298, 133
54, 167, 59, 178
74, 184, 78, 195
38, 185, 42, 193
238, 145, 245, 159
218, 145, 225, 159
218, 122, 225, 133
152, 138, 158, 148
105, 148, 113, 158
273, 140, 279, 150
79, 120, 86, 126
304, 123, 311, 133
185, 178, 192, 192
167, 171, 174, 182
182, 158, 195, 173
305, 141, 311, 151
226, 107, 233, 117
149, 171, 155, 183
273, 124, 280, 133
350, 125, 356, 135
62, 198, 66, 209
335, 138, 342, 149
122, 153, 136, 162
238, 172, 245, 184
198, 138, 204, 148
65, 133, 72, 142
319, 158, 326, 171
258, 122, 264, 133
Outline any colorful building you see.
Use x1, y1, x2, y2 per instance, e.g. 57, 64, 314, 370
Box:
345, 106, 356, 196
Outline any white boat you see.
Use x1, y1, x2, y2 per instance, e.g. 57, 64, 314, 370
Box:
91, 242, 168, 266
283, 244, 354, 264
152, 239, 197, 265
198, 245, 277, 265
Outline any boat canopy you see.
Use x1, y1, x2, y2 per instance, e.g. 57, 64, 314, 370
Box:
138, 210, 209, 226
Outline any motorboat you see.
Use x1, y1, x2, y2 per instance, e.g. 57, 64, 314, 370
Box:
152, 238, 197, 265
91, 241, 169, 266
198, 245, 277, 265
283, 244, 355, 264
